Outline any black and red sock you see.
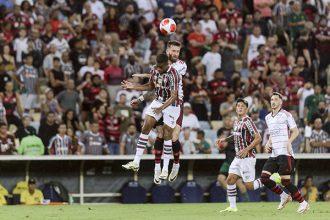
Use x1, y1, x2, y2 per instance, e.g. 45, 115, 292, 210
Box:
261, 173, 283, 195
172, 140, 181, 164
154, 137, 164, 164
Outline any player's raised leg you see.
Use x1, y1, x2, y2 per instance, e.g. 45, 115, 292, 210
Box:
122, 115, 157, 171
159, 124, 174, 180
154, 126, 164, 184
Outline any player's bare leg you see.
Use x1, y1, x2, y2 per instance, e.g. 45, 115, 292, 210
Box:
261, 171, 291, 210
154, 126, 164, 184
169, 125, 181, 182
220, 173, 240, 212
122, 116, 156, 172
159, 124, 174, 180
218, 175, 249, 201
281, 175, 309, 213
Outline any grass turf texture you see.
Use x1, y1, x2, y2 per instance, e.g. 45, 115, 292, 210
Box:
0, 202, 329, 220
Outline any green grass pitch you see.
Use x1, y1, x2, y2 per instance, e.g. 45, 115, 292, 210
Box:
0, 202, 329, 220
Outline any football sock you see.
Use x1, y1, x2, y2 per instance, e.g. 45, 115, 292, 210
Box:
133, 133, 149, 165
281, 179, 305, 203
253, 178, 263, 190
172, 140, 181, 164
162, 139, 172, 172
154, 137, 164, 171
227, 184, 237, 208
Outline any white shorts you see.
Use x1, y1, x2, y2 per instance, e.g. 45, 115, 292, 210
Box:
21, 94, 40, 110
145, 100, 180, 128
228, 157, 256, 182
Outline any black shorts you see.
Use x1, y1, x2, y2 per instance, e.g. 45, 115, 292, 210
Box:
262, 155, 295, 176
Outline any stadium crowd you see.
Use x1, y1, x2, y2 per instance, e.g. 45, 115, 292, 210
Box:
0, 0, 329, 156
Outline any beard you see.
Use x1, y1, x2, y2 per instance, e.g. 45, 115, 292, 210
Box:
168, 54, 178, 63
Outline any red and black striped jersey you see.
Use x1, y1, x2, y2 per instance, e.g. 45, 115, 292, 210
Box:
233, 116, 259, 157
150, 66, 180, 106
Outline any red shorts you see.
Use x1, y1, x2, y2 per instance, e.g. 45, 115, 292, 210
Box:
176, 105, 183, 126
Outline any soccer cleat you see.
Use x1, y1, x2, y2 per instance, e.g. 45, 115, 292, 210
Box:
159, 170, 168, 180
168, 168, 179, 182
154, 170, 161, 184
121, 161, 139, 172
277, 194, 292, 210
219, 207, 238, 212
297, 201, 310, 213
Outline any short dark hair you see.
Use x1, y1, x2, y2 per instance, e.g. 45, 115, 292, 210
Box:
257, 44, 265, 51
0, 122, 7, 127
156, 53, 168, 64
272, 92, 283, 100
47, 111, 55, 116
167, 40, 181, 48
197, 130, 205, 137
236, 98, 248, 108
53, 57, 61, 62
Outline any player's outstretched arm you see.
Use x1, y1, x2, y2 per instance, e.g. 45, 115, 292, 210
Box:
121, 80, 154, 91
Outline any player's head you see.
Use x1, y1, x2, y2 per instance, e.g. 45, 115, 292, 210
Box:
0, 122, 7, 134
155, 53, 169, 73
235, 98, 249, 117
313, 118, 323, 130
270, 92, 283, 110
90, 121, 99, 133
166, 40, 181, 63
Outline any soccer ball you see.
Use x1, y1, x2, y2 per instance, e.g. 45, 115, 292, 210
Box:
159, 18, 176, 35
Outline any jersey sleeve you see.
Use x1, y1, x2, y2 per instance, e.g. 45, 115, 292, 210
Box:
286, 112, 297, 129
169, 69, 179, 91
245, 118, 259, 137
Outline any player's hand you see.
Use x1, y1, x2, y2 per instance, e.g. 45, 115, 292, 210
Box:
152, 106, 162, 115
121, 80, 134, 90
130, 99, 140, 107
265, 144, 272, 153
238, 148, 248, 158
216, 138, 226, 146
287, 142, 293, 156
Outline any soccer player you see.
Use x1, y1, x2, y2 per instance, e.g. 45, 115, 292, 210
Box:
131, 40, 187, 183
216, 98, 263, 212
261, 92, 309, 213
121, 53, 180, 173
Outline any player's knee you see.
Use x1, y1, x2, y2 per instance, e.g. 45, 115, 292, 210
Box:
244, 182, 254, 191
281, 178, 291, 187
226, 176, 235, 185
260, 173, 271, 184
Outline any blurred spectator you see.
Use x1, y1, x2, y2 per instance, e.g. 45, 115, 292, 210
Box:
49, 57, 65, 96
250, 107, 266, 153
15, 53, 40, 113
188, 23, 208, 57
297, 82, 314, 121
249, 44, 268, 79
254, 0, 274, 19
290, 110, 305, 153
42, 44, 57, 78
199, 9, 217, 38
309, 117, 330, 153
243, 25, 266, 66
195, 130, 211, 154
220, 93, 236, 118
48, 28, 70, 55
248, 70, 264, 96
13, 27, 28, 65
120, 123, 139, 155
0, 44, 16, 75
201, 42, 221, 82
48, 123, 73, 155
41, 88, 61, 120
190, 75, 208, 121
17, 131, 45, 155
15, 115, 36, 142
66, 127, 82, 155
208, 69, 229, 120
80, 121, 109, 155
322, 112, 330, 135
0, 98, 6, 124
287, 66, 305, 112
57, 80, 80, 113
104, 55, 123, 103
304, 85, 324, 124
124, 55, 143, 79
106, 106, 121, 155
62, 109, 84, 134
78, 56, 95, 80
158, 0, 176, 18
288, 1, 307, 39
301, 176, 319, 202
2, 81, 23, 127
114, 93, 134, 133
38, 112, 58, 152
272, 0, 290, 29
315, 16, 330, 80
20, 178, 43, 205
180, 127, 197, 155
0, 122, 16, 155
182, 102, 200, 131
61, 51, 74, 81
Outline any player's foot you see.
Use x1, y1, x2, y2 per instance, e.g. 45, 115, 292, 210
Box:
159, 169, 168, 180
121, 161, 139, 172
169, 164, 179, 182
154, 170, 161, 184
219, 207, 238, 212
277, 194, 292, 210
297, 201, 309, 213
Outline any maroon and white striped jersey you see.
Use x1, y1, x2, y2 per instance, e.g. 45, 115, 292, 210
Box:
233, 116, 259, 157
150, 66, 180, 106
48, 134, 72, 155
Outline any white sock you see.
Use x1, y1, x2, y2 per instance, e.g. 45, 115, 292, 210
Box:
253, 178, 263, 190
133, 133, 149, 165
227, 184, 237, 208
162, 140, 172, 172
172, 163, 180, 171
280, 191, 288, 198
154, 163, 161, 171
